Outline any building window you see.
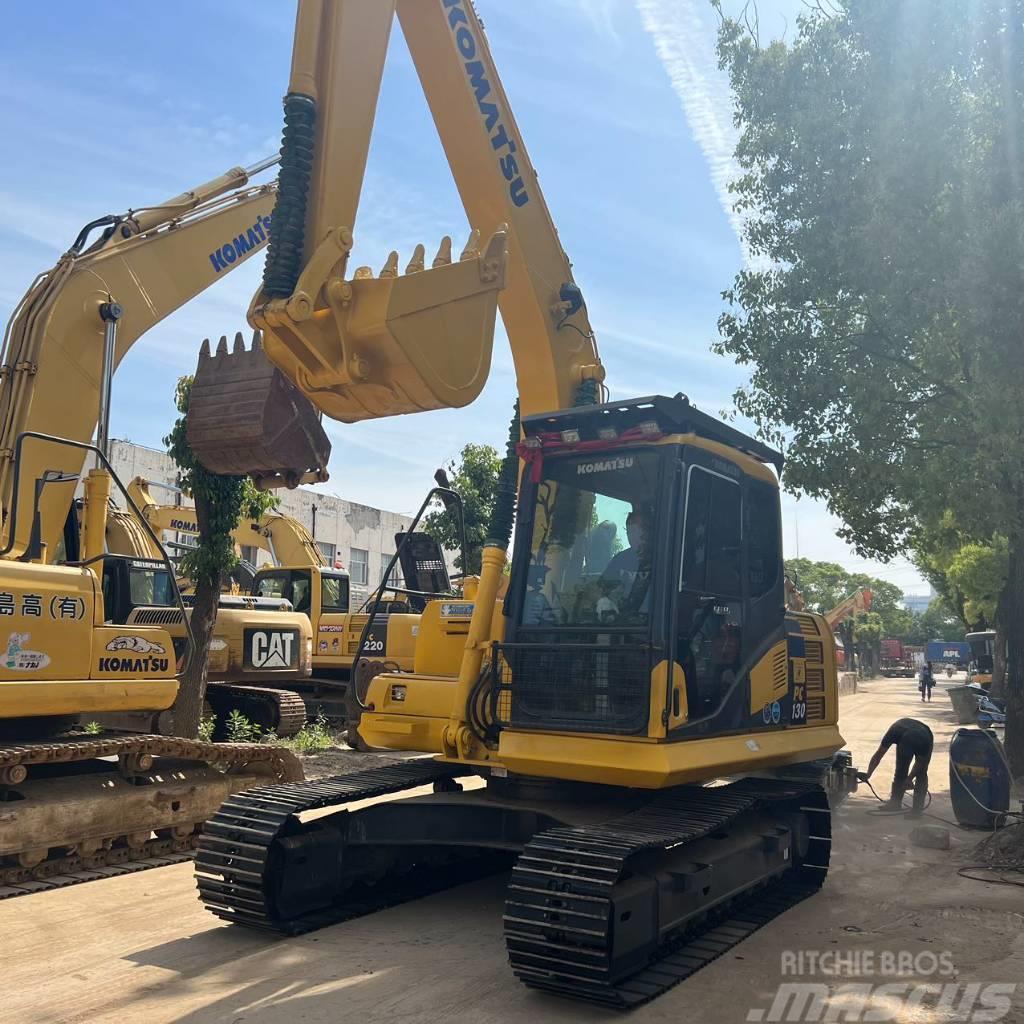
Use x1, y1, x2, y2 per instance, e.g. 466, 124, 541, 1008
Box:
239, 544, 258, 566
380, 553, 400, 586
349, 547, 369, 586
317, 540, 336, 565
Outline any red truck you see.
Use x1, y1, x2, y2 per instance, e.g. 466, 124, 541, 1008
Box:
880, 638, 918, 677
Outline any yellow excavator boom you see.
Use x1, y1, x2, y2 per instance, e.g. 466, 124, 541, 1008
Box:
0, 161, 279, 559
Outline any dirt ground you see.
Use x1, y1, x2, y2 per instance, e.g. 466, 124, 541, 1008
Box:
3, 675, 1023, 1024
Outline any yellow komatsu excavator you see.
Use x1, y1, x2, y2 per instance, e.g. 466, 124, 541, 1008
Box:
187, 0, 852, 1006
127, 475, 459, 728
101, 477, 313, 739
0, 158, 313, 893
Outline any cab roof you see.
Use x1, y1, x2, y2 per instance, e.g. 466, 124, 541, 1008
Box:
522, 394, 784, 472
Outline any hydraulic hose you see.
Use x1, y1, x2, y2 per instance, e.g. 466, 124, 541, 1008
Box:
262, 93, 316, 299
484, 400, 520, 550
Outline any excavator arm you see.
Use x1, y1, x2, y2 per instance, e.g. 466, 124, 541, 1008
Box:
129, 476, 325, 568
0, 159, 280, 559
186, 0, 605, 483
824, 588, 873, 630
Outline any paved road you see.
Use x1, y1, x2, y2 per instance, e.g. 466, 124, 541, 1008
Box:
4, 675, 1023, 1024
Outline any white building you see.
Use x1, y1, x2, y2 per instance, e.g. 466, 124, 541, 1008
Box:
902, 587, 934, 615
109, 439, 416, 602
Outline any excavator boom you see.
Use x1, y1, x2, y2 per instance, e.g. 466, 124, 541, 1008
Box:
186, 0, 537, 483
0, 162, 277, 558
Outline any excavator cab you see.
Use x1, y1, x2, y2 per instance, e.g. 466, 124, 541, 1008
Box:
497, 395, 799, 744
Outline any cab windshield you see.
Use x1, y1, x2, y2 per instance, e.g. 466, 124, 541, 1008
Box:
129, 565, 177, 607
320, 571, 350, 613
254, 569, 312, 614
520, 449, 661, 628
969, 633, 994, 674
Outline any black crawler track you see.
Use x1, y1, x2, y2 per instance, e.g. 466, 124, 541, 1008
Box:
0, 734, 301, 891
195, 759, 481, 932
197, 763, 830, 1009
206, 683, 307, 738
505, 778, 830, 1008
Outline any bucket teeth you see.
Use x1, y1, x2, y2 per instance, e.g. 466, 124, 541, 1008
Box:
432, 236, 453, 268
405, 244, 426, 275
379, 251, 399, 279
460, 228, 481, 262
354, 266, 373, 280
186, 330, 331, 485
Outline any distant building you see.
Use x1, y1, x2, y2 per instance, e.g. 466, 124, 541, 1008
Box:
108, 439, 429, 604
902, 588, 934, 615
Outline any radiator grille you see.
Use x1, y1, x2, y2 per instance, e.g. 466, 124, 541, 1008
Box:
493, 631, 650, 735
129, 608, 184, 626
770, 644, 788, 695
797, 615, 820, 638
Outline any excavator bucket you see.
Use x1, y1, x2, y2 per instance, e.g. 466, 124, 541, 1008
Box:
187, 331, 331, 489
250, 226, 508, 425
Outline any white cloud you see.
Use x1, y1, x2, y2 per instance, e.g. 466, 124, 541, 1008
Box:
634, 0, 744, 245
555, 0, 623, 42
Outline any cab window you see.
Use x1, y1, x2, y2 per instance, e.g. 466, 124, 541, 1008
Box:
681, 468, 742, 597
254, 570, 313, 613
745, 482, 780, 598
321, 573, 350, 613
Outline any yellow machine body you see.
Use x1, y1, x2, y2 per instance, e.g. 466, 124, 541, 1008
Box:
0, 561, 177, 719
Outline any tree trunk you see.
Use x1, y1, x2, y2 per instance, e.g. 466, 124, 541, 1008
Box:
996, 528, 1024, 780
991, 625, 1007, 699
171, 487, 220, 739
172, 577, 219, 737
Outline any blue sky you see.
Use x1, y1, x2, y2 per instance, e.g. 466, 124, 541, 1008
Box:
0, 0, 927, 594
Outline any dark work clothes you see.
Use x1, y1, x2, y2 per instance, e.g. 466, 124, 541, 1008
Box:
880, 718, 933, 812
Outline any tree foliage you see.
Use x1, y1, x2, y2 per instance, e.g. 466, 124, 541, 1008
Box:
717, 1, 1024, 774
785, 557, 907, 637
716, 1, 1024, 555
902, 596, 966, 647
164, 375, 277, 737
423, 442, 501, 575
947, 539, 1008, 629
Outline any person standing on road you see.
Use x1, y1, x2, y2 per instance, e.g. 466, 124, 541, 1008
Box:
857, 718, 934, 816
919, 660, 935, 702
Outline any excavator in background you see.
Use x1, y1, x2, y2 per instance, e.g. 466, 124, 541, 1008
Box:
102, 482, 312, 739
128, 474, 459, 728
824, 588, 873, 630
0, 158, 315, 893
186, 0, 849, 1007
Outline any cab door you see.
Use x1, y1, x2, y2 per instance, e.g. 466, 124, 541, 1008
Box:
670, 451, 785, 733
674, 458, 744, 723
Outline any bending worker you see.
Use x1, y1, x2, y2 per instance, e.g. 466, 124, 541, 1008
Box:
858, 718, 934, 816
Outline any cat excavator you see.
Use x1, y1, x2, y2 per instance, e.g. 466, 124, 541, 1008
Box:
0, 158, 328, 892
188, 0, 848, 1006
127, 475, 454, 726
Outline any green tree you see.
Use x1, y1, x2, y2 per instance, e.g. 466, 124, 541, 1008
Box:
902, 596, 965, 646
786, 557, 910, 671
717, 2, 1024, 774
164, 376, 277, 738
423, 442, 501, 575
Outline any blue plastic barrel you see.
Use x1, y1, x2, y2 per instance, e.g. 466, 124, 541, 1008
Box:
949, 728, 1010, 829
